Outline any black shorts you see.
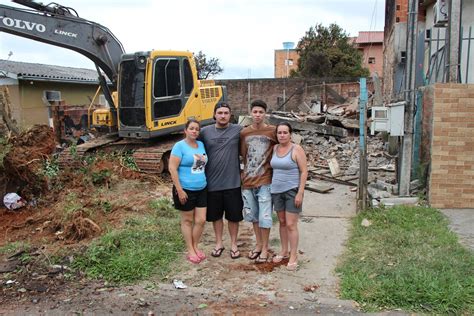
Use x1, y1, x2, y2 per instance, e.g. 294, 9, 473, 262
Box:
172, 186, 207, 211
206, 187, 244, 222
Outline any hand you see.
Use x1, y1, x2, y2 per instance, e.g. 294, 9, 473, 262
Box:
178, 189, 188, 205
294, 192, 303, 208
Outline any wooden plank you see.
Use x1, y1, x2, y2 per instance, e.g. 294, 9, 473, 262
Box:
309, 172, 358, 186
268, 116, 348, 137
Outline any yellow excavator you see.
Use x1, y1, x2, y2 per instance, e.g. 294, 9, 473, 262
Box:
0, 0, 226, 172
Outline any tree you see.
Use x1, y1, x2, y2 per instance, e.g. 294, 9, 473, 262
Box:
294, 23, 369, 79
194, 51, 223, 79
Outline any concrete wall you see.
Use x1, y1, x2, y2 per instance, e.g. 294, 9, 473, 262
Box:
359, 43, 384, 76
427, 83, 474, 208
7, 80, 99, 129
216, 78, 368, 115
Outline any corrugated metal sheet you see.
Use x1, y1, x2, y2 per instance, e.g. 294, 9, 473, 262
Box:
0, 59, 100, 83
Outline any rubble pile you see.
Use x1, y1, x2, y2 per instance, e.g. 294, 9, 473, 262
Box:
3, 124, 56, 197
267, 96, 399, 202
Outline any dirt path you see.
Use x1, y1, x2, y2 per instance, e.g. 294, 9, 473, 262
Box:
1, 182, 361, 315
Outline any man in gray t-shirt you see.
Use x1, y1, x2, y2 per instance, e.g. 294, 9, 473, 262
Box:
200, 103, 243, 259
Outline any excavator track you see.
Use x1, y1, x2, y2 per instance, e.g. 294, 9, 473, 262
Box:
58, 133, 183, 174
132, 135, 182, 173
58, 134, 120, 168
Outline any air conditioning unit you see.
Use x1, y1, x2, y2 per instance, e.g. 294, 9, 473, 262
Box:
433, 0, 449, 27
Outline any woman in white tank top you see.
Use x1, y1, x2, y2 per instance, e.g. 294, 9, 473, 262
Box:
270, 122, 308, 271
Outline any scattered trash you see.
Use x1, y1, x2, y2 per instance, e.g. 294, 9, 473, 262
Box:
6, 280, 15, 285
361, 218, 372, 227
289, 306, 295, 310
197, 303, 208, 309
303, 284, 320, 292
3, 193, 27, 210
173, 279, 187, 289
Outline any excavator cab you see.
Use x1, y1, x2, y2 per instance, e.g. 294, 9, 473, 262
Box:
116, 50, 225, 139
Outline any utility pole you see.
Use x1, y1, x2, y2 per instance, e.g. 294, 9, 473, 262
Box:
357, 78, 368, 212
447, 0, 461, 82
399, 0, 418, 196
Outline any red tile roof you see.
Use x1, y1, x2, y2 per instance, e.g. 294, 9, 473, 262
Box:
355, 31, 384, 44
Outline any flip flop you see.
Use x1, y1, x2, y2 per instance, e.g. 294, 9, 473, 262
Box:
186, 254, 201, 264
230, 249, 241, 259
286, 262, 299, 271
255, 255, 268, 264
272, 254, 289, 263
211, 247, 225, 257
248, 250, 261, 260
196, 250, 206, 261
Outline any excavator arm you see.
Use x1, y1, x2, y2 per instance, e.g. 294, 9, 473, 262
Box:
0, 0, 126, 106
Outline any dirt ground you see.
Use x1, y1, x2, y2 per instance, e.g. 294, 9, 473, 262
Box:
0, 176, 362, 315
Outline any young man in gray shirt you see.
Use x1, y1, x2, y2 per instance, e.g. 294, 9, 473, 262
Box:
200, 102, 243, 259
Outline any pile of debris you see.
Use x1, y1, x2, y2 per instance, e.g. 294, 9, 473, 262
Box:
3, 125, 56, 197
262, 96, 400, 202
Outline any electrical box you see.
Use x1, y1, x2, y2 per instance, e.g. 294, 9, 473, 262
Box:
433, 0, 449, 27
371, 102, 405, 136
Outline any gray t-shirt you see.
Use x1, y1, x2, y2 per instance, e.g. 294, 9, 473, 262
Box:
200, 123, 243, 192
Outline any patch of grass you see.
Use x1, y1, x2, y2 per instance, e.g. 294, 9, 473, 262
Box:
72, 199, 183, 284
149, 197, 177, 218
336, 205, 474, 314
0, 241, 30, 255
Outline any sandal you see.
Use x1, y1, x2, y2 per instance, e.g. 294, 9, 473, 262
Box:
248, 250, 261, 260
230, 249, 241, 259
186, 254, 201, 264
196, 250, 206, 261
255, 255, 268, 264
211, 247, 225, 257
286, 262, 299, 271
272, 254, 289, 263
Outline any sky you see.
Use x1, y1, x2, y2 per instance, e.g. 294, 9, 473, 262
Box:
0, 0, 385, 79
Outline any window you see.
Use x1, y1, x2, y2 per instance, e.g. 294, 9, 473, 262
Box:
348, 91, 357, 97
44, 90, 61, 101
152, 58, 184, 119
368, 57, 376, 64
154, 58, 181, 98
183, 59, 194, 95
285, 59, 294, 66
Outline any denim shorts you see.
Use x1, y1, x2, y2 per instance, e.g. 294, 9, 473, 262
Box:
242, 184, 273, 229
271, 188, 302, 213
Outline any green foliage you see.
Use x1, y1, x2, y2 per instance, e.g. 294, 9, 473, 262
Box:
337, 205, 474, 314
294, 23, 370, 79
72, 209, 183, 284
194, 50, 223, 79
121, 151, 138, 171
63, 192, 87, 219
0, 241, 30, 255
91, 169, 111, 186
148, 197, 177, 218
69, 143, 78, 158
38, 157, 60, 179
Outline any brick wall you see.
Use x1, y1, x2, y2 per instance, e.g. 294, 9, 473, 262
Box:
428, 83, 474, 208
216, 78, 372, 116
274, 49, 299, 78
